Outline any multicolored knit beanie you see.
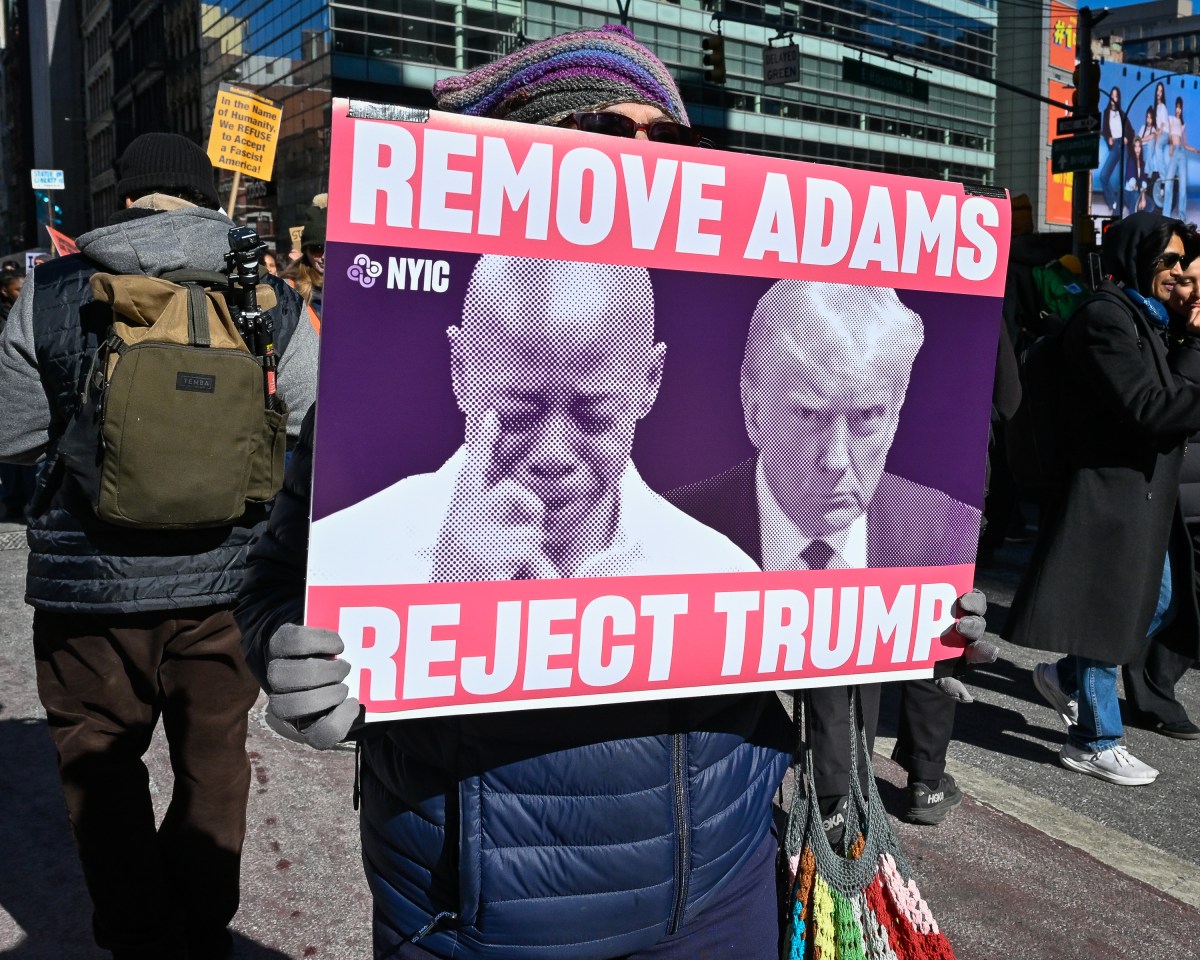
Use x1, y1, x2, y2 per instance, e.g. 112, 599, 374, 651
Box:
432, 24, 688, 127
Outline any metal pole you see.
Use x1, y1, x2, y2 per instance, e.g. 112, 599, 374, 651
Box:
1072, 9, 1094, 260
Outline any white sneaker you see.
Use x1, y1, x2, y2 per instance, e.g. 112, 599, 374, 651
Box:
1059, 742, 1159, 786
1033, 662, 1079, 728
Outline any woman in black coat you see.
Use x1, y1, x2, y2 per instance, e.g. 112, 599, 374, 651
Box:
1124, 255, 1200, 739
1007, 212, 1200, 785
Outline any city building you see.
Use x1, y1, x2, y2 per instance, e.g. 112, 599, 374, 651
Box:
1, 0, 86, 254
4, 0, 1003, 254
201, 0, 998, 254
1099, 0, 1198, 75
79, 0, 206, 228
200, 0, 331, 246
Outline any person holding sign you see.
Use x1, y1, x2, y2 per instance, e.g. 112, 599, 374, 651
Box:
308, 254, 757, 585
238, 25, 988, 960
671, 280, 982, 830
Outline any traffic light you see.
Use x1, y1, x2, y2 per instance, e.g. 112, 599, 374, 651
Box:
702, 35, 726, 85
33, 189, 65, 228
1071, 58, 1101, 113
34, 190, 50, 227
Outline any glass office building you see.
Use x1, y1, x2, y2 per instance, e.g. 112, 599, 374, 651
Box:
200, 0, 331, 245
204, 0, 996, 251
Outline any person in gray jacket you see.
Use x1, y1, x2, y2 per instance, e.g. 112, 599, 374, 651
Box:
0, 133, 318, 960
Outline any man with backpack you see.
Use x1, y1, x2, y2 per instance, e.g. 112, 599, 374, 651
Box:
0, 133, 318, 959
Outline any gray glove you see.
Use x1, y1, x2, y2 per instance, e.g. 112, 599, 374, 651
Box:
266, 623, 362, 749
932, 589, 998, 703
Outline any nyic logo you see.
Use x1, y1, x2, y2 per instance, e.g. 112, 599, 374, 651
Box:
347, 253, 383, 288
346, 254, 451, 292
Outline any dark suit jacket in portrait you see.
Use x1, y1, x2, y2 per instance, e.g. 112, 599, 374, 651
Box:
666, 458, 981, 569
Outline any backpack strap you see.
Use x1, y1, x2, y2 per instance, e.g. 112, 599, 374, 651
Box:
161, 268, 230, 287
183, 283, 211, 347
161, 269, 230, 349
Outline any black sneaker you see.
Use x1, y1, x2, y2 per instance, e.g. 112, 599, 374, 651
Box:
1156, 718, 1200, 740
904, 773, 962, 825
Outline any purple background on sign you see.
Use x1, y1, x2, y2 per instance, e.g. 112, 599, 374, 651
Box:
312, 243, 1000, 522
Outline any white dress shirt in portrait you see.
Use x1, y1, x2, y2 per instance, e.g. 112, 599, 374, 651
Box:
755, 458, 867, 571
309, 447, 760, 585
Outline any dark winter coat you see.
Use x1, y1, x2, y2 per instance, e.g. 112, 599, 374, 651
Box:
1006, 277, 1200, 665
0, 206, 321, 613
1179, 429, 1200, 524
236, 409, 793, 960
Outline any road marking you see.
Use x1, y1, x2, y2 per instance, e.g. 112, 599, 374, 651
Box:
874, 736, 1200, 910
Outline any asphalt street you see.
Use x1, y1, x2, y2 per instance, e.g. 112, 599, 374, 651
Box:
0, 527, 1198, 960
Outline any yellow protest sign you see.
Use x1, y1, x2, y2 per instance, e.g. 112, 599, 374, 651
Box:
207, 83, 282, 181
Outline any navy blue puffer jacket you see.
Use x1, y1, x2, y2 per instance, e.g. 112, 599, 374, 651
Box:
237, 409, 793, 960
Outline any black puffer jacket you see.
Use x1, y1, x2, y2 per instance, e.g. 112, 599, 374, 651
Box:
0, 205, 320, 613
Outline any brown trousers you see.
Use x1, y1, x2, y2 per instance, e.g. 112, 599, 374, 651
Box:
33, 606, 260, 959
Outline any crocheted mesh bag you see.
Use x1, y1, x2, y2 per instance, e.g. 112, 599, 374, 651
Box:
780, 691, 956, 960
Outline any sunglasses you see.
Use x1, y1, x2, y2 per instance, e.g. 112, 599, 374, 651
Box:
565, 111, 702, 146
1154, 252, 1186, 269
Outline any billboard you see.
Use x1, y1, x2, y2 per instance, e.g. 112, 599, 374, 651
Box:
309, 101, 1008, 721
1092, 64, 1200, 220
1049, 2, 1077, 74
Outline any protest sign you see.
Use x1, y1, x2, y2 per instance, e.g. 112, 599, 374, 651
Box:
206, 83, 282, 181
45, 225, 79, 257
308, 99, 1010, 721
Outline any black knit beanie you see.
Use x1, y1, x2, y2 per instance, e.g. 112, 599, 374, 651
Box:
116, 133, 220, 208
302, 193, 328, 247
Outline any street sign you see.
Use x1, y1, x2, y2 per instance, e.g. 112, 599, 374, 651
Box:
30, 169, 64, 190
1051, 134, 1100, 174
1056, 113, 1101, 136
764, 45, 800, 84
842, 57, 930, 103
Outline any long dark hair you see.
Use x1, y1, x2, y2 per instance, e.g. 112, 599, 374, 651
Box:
1106, 87, 1121, 119
1136, 219, 1193, 293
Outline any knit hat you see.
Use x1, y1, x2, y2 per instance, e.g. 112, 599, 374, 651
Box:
116, 133, 219, 208
302, 193, 328, 247
1057, 254, 1083, 277
432, 24, 688, 127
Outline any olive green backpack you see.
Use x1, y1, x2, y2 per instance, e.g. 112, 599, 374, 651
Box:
55, 270, 288, 529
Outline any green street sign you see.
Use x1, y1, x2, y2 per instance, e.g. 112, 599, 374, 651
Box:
842, 58, 929, 103
1051, 135, 1100, 174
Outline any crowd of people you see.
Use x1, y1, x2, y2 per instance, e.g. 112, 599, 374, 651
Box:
0, 21, 1195, 960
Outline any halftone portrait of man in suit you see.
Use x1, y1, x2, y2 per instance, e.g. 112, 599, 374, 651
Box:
308, 254, 758, 587
671, 278, 980, 572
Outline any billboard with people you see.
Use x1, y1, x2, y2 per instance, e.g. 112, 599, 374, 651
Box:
1093, 63, 1200, 220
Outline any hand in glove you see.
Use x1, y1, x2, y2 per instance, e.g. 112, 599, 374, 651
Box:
932, 589, 997, 703
266, 623, 363, 749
